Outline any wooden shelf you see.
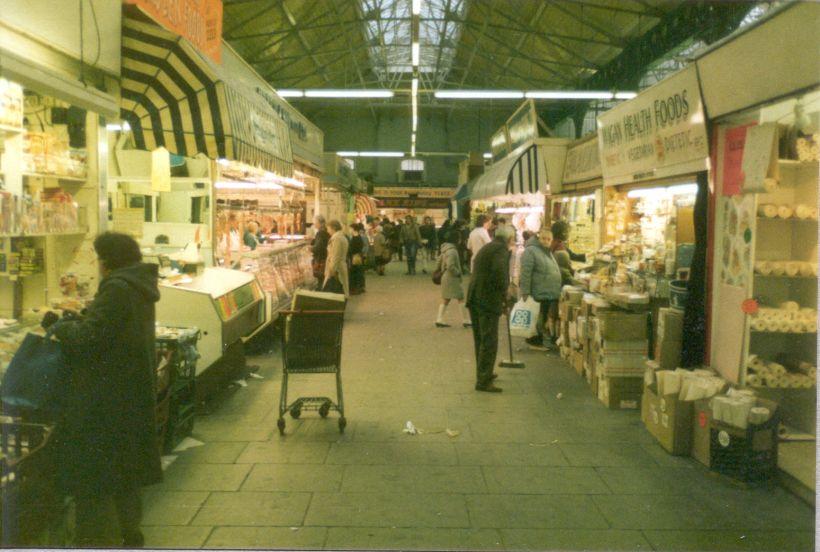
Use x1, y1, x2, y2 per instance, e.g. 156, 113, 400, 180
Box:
0, 123, 24, 136
0, 229, 88, 238
778, 158, 819, 167
751, 330, 817, 336
754, 273, 817, 280
757, 216, 818, 223
23, 173, 87, 183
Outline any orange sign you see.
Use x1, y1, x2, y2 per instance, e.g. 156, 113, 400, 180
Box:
126, 0, 223, 62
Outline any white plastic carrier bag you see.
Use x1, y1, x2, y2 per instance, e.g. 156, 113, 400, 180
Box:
509, 297, 540, 338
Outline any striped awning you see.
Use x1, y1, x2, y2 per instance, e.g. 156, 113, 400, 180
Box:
354, 193, 378, 217
471, 144, 546, 200
121, 18, 293, 175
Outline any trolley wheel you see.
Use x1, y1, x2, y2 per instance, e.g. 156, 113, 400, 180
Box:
290, 406, 302, 419
319, 401, 331, 418
338, 417, 347, 433
277, 418, 285, 435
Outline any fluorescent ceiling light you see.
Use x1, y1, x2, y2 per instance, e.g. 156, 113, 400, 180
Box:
495, 206, 544, 214
483, 152, 492, 159
411, 78, 418, 97
526, 91, 612, 100
277, 89, 304, 98
627, 183, 697, 199
359, 151, 405, 157
411, 133, 416, 144
304, 89, 394, 98
411, 145, 416, 157
412, 0, 422, 15
217, 158, 231, 166
412, 42, 420, 66
614, 92, 638, 99
435, 90, 524, 99
105, 122, 131, 131
336, 151, 359, 157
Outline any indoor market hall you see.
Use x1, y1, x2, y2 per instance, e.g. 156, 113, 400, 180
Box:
135, 262, 814, 551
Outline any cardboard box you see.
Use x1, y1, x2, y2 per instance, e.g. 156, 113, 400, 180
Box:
655, 339, 682, 371
709, 398, 779, 482
571, 350, 585, 376
641, 385, 694, 455
597, 312, 648, 341
691, 398, 712, 467
597, 374, 643, 409
656, 307, 684, 344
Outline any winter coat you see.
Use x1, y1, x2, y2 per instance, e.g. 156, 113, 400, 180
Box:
372, 231, 388, 258
466, 238, 511, 315
325, 231, 350, 297
420, 224, 437, 248
400, 222, 422, 245
438, 243, 464, 300
550, 240, 574, 284
520, 237, 562, 301
52, 263, 162, 496
312, 228, 330, 262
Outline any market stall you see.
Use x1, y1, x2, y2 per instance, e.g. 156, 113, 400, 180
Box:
321, 153, 358, 223
373, 187, 451, 225
697, 2, 818, 501
550, 134, 604, 258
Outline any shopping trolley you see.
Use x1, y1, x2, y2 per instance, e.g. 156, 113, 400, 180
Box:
277, 309, 346, 435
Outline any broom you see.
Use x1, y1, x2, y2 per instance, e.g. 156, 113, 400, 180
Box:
499, 312, 525, 369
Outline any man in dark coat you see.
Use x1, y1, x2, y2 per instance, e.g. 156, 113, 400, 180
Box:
49, 232, 162, 547
312, 215, 330, 282
466, 226, 515, 392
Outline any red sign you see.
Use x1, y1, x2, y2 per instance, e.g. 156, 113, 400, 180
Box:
126, 0, 223, 63
721, 123, 755, 196
741, 298, 759, 315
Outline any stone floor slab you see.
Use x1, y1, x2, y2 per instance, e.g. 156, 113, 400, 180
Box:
205, 526, 328, 549
173, 441, 248, 464
500, 529, 652, 551
304, 492, 470, 528
558, 443, 659, 467
455, 442, 569, 466
326, 442, 458, 465
325, 527, 504, 550
236, 441, 331, 464
141, 491, 209, 526
242, 463, 343, 492
190, 491, 312, 526
466, 494, 609, 529
482, 466, 610, 494
156, 462, 252, 491
642, 529, 815, 551
341, 464, 486, 494
142, 526, 213, 548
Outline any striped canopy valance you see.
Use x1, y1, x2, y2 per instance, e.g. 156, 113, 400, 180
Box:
121, 18, 293, 176
471, 144, 547, 200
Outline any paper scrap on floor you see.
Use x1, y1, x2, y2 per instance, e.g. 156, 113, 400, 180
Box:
173, 437, 205, 452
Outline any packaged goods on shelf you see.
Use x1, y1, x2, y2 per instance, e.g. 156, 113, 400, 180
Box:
749, 305, 817, 333
745, 354, 816, 388
0, 79, 24, 128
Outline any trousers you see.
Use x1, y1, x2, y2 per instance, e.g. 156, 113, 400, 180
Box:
404, 242, 419, 274
74, 486, 143, 547
469, 307, 500, 387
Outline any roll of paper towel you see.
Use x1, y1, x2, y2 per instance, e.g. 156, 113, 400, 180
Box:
758, 204, 778, 218
763, 178, 779, 193
799, 262, 814, 277
795, 204, 812, 219
746, 374, 762, 386
755, 261, 773, 275
748, 407, 771, 425
780, 301, 800, 312
784, 262, 801, 277
751, 317, 767, 331
777, 205, 794, 219
771, 262, 786, 276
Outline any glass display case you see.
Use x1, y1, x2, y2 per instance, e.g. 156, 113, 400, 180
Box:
157, 268, 266, 374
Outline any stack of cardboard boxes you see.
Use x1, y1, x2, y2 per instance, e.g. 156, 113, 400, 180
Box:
655, 308, 684, 371
593, 310, 648, 409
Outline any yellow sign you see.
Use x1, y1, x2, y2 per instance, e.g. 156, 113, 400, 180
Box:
151, 147, 171, 192
112, 208, 145, 238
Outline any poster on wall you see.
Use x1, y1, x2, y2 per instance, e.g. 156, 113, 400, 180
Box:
719, 194, 755, 288
506, 100, 539, 154
597, 65, 709, 186
721, 124, 755, 196
740, 123, 779, 193
125, 0, 223, 62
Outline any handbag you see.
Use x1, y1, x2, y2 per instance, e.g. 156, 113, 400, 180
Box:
351, 253, 363, 266
1, 328, 69, 415
322, 276, 344, 295
432, 257, 443, 285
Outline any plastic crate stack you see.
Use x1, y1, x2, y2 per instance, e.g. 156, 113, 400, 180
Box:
155, 327, 200, 453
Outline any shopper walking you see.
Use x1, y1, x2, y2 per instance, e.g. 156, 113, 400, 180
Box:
349, 223, 367, 295
400, 215, 422, 275
419, 216, 437, 272
519, 228, 563, 351
311, 215, 330, 282
467, 215, 492, 272
46, 232, 162, 547
323, 219, 349, 296
435, 231, 471, 328
371, 223, 389, 276
437, 219, 452, 253
466, 226, 516, 393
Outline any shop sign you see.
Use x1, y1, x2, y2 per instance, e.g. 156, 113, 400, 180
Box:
227, 86, 293, 165
375, 187, 453, 199
378, 197, 450, 209
563, 137, 602, 184
490, 127, 510, 163
506, 100, 539, 154
597, 65, 708, 186
112, 208, 145, 237
721, 124, 755, 196
125, 0, 223, 63
255, 86, 324, 166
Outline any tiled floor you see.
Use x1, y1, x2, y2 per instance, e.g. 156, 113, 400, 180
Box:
142, 261, 815, 550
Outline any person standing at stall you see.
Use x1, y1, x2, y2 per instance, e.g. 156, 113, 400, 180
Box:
519, 227, 563, 351
45, 232, 162, 548
467, 215, 493, 272
466, 226, 516, 393
400, 215, 423, 275
371, 223, 389, 276
323, 219, 350, 296
311, 215, 330, 283
419, 216, 438, 272
349, 223, 367, 295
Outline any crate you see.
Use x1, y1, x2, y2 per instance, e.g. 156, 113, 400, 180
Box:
709, 402, 779, 483
156, 328, 200, 452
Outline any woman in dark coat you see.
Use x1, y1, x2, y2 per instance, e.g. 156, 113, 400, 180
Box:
49, 232, 162, 547
348, 223, 367, 295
